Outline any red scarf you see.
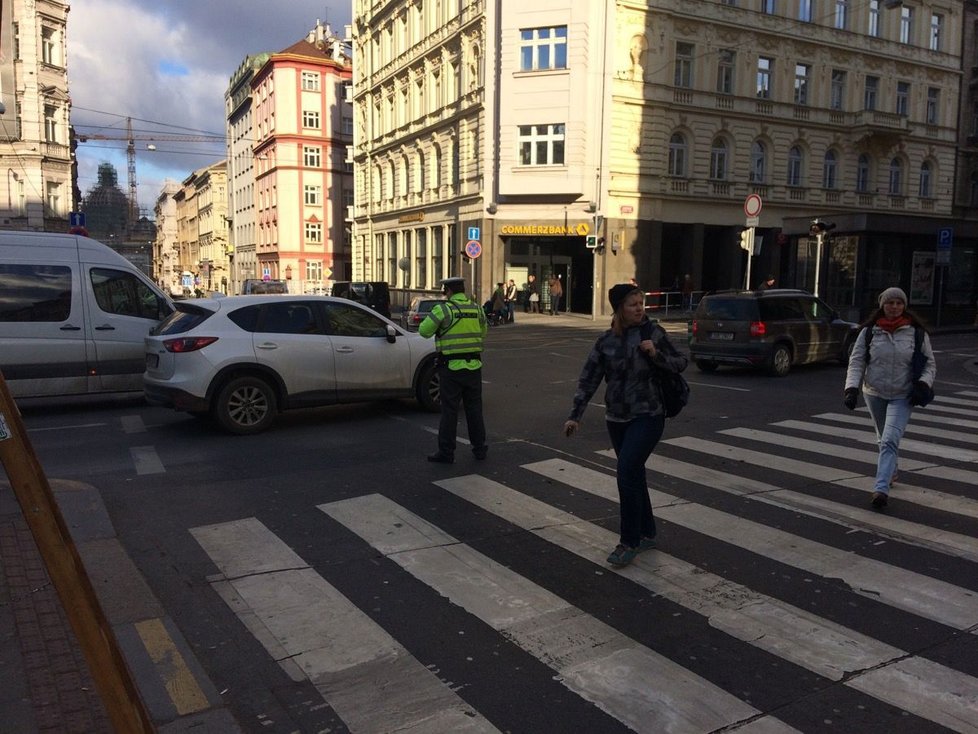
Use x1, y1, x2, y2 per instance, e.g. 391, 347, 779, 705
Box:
876, 315, 911, 333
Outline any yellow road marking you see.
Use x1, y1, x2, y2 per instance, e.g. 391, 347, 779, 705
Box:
135, 618, 209, 715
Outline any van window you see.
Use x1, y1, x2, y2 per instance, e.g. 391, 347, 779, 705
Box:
91, 268, 168, 320
0, 264, 73, 321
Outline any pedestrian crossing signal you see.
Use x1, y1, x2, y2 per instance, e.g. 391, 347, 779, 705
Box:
585, 235, 598, 249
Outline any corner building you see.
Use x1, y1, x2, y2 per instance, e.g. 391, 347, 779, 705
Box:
351, 1, 976, 323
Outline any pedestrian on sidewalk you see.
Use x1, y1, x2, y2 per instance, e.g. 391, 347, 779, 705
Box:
504, 279, 518, 323
843, 286, 936, 509
563, 284, 688, 567
548, 274, 563, 315
526, 274, 540, 313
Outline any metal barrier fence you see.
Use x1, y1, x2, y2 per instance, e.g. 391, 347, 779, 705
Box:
643, 290, 703, 316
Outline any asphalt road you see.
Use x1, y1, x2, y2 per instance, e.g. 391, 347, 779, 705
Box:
14, 321, 978, 733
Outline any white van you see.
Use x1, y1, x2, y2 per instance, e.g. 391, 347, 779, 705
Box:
0, 231, 174, 398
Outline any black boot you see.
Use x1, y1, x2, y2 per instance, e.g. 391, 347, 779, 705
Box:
427, 451, 455, 464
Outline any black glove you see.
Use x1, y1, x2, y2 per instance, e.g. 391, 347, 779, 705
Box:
910, 380, 933, 407
843, 388, 858, 411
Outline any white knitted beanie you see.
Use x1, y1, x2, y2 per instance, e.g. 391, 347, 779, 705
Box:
878, 287, 907, 306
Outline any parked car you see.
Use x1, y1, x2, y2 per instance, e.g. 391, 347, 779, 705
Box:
330, 281, 391, 318
143, 295, 440, 434
242, 279, 288, 295
0, 230, 173, 398
400, 297, 446, 331
689, 289, 858, 377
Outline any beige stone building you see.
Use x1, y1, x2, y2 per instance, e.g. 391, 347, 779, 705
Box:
153, 180, 182, 295
172, 161, 230, 294
0, 0, 73, 231
352, 0, 976, 323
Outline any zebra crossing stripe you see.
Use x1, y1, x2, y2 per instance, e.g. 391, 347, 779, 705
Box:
526, 459, 978, 630
319, 494, 796, 734
436, 473, 978, 731
642, 454, 978, 562
762, 421, 978, 463
812, 412, 978, 443
189, 518, 499, 734
933, 395, 978, 408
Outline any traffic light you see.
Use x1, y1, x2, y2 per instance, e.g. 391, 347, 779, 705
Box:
585, 235, 598, 249
739, 228, 754, 252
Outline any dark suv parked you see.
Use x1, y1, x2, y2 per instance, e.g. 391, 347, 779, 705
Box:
689, 289, 858, 376
330, 281, 391, 318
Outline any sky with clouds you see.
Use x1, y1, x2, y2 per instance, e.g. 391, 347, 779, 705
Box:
69, 0, 352, 217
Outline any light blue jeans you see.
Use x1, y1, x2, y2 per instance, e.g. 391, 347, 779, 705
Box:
863, 394, 912, 494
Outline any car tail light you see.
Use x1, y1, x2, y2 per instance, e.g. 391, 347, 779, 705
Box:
163, 336, 219, 353
411, 314, 422, 324
691, 320, 698, 335
750, 321, 767, 337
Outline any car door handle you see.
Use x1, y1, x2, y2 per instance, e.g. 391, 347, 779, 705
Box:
94, 325, 116, 331
60, 324, 82, 331
335, 346, 354, 353
256, 343, 279, 350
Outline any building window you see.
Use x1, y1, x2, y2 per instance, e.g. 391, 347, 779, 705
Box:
756, 57, 773, 99
41, 27, 57, 66
668, 133, 687, 177
709, 138, 728, 180
717, 49, 735, 95
856, 154, 871, 193
919, 162, 932, 198
304, 184, 322, 206
787, 146, 803, 187
926, 87, 939, 125
303, 110, 321, 129
517, 123, 565, 166
675, 42, 694, 88
342, 114, 354, 136
44, 105, 58, 143
823, 150, 838, 189
889, 158, 903, 194
864, 76, 878, 111
301, 71, 320, 91
868, 0, 880, 37
762, 0, 776, 13
830, 70, 846, 110
794, 63, 810, 105
895, 82, 910, 117
519, 26, 567, 71
930, 14, 943, 52
306, 260, 323, 281
834, 1, 849, 30
750, 141, 767, 183
303, 146, 321, 167
305, 222, 323, 243
45, 181, 61, 216
799, 0, 812, 22
900, 7, 913, 45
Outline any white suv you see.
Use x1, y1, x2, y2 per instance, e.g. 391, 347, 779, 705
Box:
144, 295, 440, 434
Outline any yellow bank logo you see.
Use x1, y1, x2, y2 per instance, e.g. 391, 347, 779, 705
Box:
500, 222, 590, 236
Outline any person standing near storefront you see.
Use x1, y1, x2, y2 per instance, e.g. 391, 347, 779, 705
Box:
418, 277, 489, 464
548, 274, 563, 315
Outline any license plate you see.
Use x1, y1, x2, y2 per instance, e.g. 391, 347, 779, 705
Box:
146, 353, 159, 369
710, 332, 734, 341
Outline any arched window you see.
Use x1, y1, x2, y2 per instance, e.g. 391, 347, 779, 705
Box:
822, 150, 838, 189
787, 146, 803, 186
710, 137, 728, 180
888, 158, 903, 195
750, 141, 766, 183
918, 161, 932, 198
399, 155, 409, 197
856, 154, 871, 192
668, 133, 687, 176
387, 160, 395, 201
415, 150, 425, 193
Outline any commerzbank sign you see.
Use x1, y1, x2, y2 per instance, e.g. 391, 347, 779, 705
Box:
500, 222, 591, 236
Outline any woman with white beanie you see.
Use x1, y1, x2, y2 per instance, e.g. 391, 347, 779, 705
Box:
843, 286, 936, 508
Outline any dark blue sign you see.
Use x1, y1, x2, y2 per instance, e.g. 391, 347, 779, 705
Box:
937, 227, 953, 249
69, 211, 86, 228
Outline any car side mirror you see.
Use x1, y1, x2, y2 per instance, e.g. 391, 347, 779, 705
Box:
386, 324, 397, 343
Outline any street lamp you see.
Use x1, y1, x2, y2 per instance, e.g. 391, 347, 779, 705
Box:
809, 219, 836, 299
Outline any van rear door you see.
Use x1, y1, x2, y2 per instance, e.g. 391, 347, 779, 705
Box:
85, 265, 172, 392
0, 262, 91, 396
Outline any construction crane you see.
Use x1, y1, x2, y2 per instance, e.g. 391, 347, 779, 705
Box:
76, 117, 224, 234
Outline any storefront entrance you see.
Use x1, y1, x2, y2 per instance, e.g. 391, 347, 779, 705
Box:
504, 235, 593, 314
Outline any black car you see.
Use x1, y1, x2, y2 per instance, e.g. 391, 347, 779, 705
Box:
330, 281, 391, 318
689, 289, 859, 376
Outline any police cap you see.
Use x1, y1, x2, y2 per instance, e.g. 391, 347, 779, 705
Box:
440, 277, 466, 294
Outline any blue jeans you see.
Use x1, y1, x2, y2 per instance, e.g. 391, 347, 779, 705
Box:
606, 414, 665, 547
864, 394, 912, 494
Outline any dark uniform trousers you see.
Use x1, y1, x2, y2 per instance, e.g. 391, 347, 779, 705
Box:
438, 364, 486, 455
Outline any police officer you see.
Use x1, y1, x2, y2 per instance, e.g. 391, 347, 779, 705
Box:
418, 277, 488, 463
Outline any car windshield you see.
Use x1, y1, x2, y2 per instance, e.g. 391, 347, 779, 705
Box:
699, 298, 754, 320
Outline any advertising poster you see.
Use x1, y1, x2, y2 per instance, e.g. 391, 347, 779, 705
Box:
910, 251, 935, 306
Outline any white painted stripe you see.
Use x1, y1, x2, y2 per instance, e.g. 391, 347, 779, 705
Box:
661, 436, 873, 482
437, 473, 978, 730
26, 422, 107, 433
906, 402, 978, 418
933, 395, 978, 408
525, 459, 978, 630
121, 415, 146, 434
761, 421, 978, 462
190, 518, 498, 734
130, 445, 164, 475
959, 391, 978, 398
813, 412, 978, 442
640, 454, 978, 562
320, 494, 794, 734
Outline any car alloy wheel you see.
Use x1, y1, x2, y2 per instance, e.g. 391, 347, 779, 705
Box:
415, 360, 440, 412
768, 344, 792, 377
214, 375, 277, 434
